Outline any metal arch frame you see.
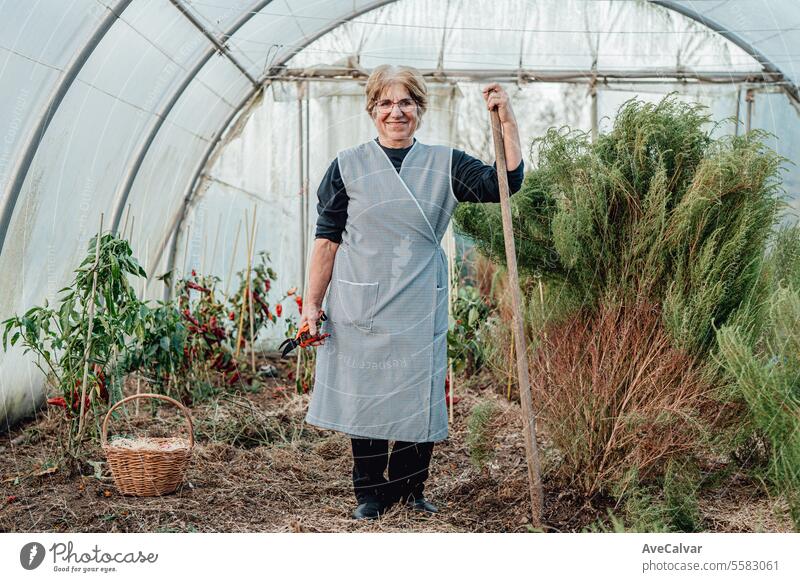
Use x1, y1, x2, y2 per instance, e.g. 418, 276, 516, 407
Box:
167, 0, 259, 87
0, 0, 135, 257
109, 0, 275, 233
3, 0, 796, 269
650, 0, 800, 103
155, 0, 398, 295
154, 0, 800, 291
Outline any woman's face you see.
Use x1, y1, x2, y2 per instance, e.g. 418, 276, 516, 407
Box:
372, 82, 419, 144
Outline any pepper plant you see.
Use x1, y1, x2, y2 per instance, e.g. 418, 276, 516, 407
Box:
229, 251, 281, 349
2, 232, 146, 457
175, 271, 239, 396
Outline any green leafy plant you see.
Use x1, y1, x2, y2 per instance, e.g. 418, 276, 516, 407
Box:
2, 232, 146, 456
447, 284, 491, 375
119, 301, 189, 398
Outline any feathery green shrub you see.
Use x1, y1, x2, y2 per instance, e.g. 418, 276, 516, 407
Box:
716, 227, 800, 528
455, 94, 785, 501
454, 95, 784, 355
466, 399, 501, 470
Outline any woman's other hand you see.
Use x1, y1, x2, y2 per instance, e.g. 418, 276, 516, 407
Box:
300, 302, 327, 346
480, 82, 522, 172
482, 82, 516, 125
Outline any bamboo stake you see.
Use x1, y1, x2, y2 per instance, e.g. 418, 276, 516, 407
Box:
76, 214, 104, 445
539, 278, 550, 377
120, 204, 132, 238
235, 207, 257, 359
234, 210, 250, 358
136, 238, 149, 417
489, 105, 544, 527
181, 224, 191, 279
248, 222, 259, 374
200, 228, 208, 276
225, 219, 243, 297
209, 214, 222, 278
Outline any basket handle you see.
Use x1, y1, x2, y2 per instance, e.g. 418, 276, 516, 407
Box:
102, 393, 194, 449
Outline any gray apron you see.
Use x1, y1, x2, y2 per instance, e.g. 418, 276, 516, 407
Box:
306, 138, 457, 442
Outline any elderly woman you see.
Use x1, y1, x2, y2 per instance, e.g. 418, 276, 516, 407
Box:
301, 64, 524, 520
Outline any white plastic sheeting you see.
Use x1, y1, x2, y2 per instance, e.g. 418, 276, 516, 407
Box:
1, 0, 799, 431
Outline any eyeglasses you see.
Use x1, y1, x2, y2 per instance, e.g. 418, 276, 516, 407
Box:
375, 98, 417, 114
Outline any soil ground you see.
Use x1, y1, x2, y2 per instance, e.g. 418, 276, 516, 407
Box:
0, 354, 793, 533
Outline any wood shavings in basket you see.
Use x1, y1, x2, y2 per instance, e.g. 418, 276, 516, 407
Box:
106, 436, 189, 451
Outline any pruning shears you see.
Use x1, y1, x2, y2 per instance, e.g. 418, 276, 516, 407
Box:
279, 311, 330, 358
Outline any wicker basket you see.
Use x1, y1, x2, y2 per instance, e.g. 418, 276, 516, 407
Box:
102, 393, 194, 497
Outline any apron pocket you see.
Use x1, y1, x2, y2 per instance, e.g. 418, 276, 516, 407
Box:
336, 279, 379, 331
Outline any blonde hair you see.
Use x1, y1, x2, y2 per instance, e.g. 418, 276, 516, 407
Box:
365, 64, 428, 123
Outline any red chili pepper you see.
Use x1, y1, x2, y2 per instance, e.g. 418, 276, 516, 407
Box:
47, 397, 67, 408
6, 495, 17, 504
252, 290, 269, 312
275, 304, 282, 317
93, 364, 108, 402
186, 281, 211, 294
192, 269, 197, 277
264, 279, 271, 292
295, 295, 303, 313
69, 388, 91, 416
228, 311, 235, 321
210, 352, 223, 369
182, 310, 200, 327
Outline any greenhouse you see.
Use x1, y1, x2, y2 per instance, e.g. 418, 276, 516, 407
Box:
2, 0, 800, 535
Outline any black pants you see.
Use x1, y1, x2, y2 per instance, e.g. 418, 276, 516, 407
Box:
350, 438, 434, 505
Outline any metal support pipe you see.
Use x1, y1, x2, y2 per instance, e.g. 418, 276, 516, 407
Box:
278, 65, 784, 86
746, 88, 755, 133
298, 81, 306, 294
590, 80, 598, 143
304, 79, 310, 289
168, 0, 259, 86
110, 0, 275, 234
0, 0, 134, 256
734, 87, 742, 137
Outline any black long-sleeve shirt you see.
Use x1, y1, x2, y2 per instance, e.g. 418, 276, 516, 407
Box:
315, 137, 525, 243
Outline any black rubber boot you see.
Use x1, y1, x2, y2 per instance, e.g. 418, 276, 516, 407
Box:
404, 497, 438, 514
351, 500, 390, 520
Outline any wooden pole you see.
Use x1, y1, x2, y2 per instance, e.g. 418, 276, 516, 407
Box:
76, 213, 104, 444
489, 106, 544, 528
446, 223, 456, 424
